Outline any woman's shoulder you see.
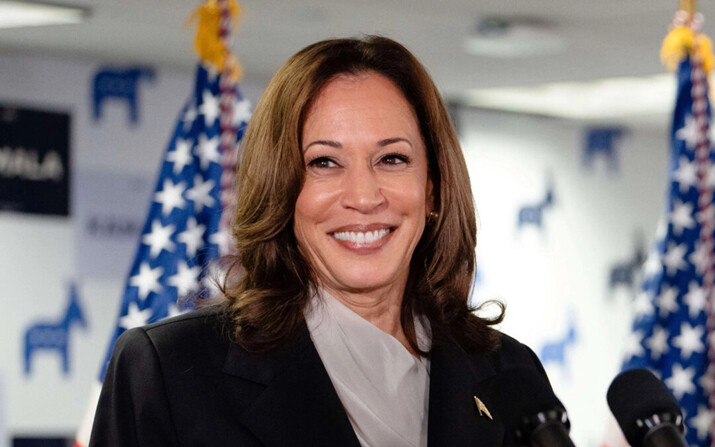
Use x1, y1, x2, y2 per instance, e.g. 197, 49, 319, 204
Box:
144, 303, 228, 336
475, 331, 547, 376
113, 303, 233, 363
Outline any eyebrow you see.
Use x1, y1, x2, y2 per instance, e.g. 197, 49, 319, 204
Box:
378, 137, 412, 148
304, 137, 413, 151
305, 140, 341, 150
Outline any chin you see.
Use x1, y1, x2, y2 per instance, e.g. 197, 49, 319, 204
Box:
329, 269, 405, 293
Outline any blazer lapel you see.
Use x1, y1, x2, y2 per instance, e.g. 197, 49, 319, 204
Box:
428, 338, 505, 447
223, 325, 361, 447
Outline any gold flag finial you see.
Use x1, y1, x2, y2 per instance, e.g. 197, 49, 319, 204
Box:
661, 0, 713, 74
186, 0, 243, 81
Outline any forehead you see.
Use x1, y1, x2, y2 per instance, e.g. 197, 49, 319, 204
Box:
303, 72, 418, 128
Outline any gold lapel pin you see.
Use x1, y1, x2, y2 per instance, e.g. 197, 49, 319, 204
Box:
473, 396, 493, 420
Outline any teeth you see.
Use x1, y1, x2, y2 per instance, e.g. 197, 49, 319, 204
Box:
333, 229, 390, 244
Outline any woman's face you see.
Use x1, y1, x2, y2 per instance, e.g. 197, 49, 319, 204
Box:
294, 72, 433, 296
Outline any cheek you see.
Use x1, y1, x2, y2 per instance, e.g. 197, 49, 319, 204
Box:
295, 181, 332, 223
389, 177, 429, 209
293, 192, 316, 247
293, 180, 337, 247
293, 209, 318, 267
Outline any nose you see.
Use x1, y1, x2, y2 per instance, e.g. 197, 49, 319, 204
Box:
340, 163, 386, 213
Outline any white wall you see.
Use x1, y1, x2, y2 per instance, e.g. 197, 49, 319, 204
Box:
460, 108, 670, 446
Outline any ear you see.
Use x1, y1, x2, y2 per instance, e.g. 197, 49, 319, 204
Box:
425, 175, 435, 214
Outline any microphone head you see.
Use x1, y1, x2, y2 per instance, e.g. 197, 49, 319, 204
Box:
486, 367, 569, 444
606, 368, 684, 447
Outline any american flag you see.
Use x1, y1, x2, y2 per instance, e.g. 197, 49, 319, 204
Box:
619, 39, 715, 445
74, 63, 251, 446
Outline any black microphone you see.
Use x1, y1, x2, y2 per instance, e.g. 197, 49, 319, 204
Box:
606, 368, 686, 447
488, 367, 576, 447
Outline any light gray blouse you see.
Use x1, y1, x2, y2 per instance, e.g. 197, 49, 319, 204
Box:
304, 290, 431, 447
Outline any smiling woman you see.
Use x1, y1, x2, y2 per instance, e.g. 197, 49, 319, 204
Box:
90, 36, 561, 447
228, 36, 496, 358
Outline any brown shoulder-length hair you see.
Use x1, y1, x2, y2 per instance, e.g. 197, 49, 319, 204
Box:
222, 35, 504, 355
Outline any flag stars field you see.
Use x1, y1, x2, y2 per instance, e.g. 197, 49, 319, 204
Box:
177, 217, 205, 258
661, 242, 689, 275
646, 326, 669, 359
689, 242, 711, 274
665, 364, 696, 399
673, 156, 698, 192
232, 98, 252, 127
632, 291, 654, 320
657, 285, 679, 317
142, 220, 176, 258
623, 330, 646, 359
199, 89, 220, 125
683, 282, 707, 318
676, 113, 700, 150
154, 179, 187, 216
670, 200, 696, 235
129, 262, 163, 301
196, 133, 220, 169
182, 106, 197, 131
643, 251, 663, 277
167, 138, 193, 174
168, 261, 202, 297
690, 406, 715, 441
186, 175, 216, 212
672, 322, 705, 359
209, 228, 232, 256
119, 302, 153, 330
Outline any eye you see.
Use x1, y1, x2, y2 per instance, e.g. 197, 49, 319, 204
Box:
307, 156, 339, 169
379, 153, 410, 166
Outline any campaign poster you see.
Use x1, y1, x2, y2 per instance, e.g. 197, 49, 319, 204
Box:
0, 105, 70, 216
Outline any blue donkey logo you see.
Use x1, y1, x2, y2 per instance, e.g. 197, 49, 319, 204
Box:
609, 236, 646, 292
92, 66, 155, 124
24, 283, 88, 376
540, 315, 577, 371
517, 183, 555, 230
583, 127, 626, 173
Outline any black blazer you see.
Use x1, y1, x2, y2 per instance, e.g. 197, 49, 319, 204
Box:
90, 305, 551, 446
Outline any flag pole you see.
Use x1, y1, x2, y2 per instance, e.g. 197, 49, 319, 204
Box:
680, 0, 697, 14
